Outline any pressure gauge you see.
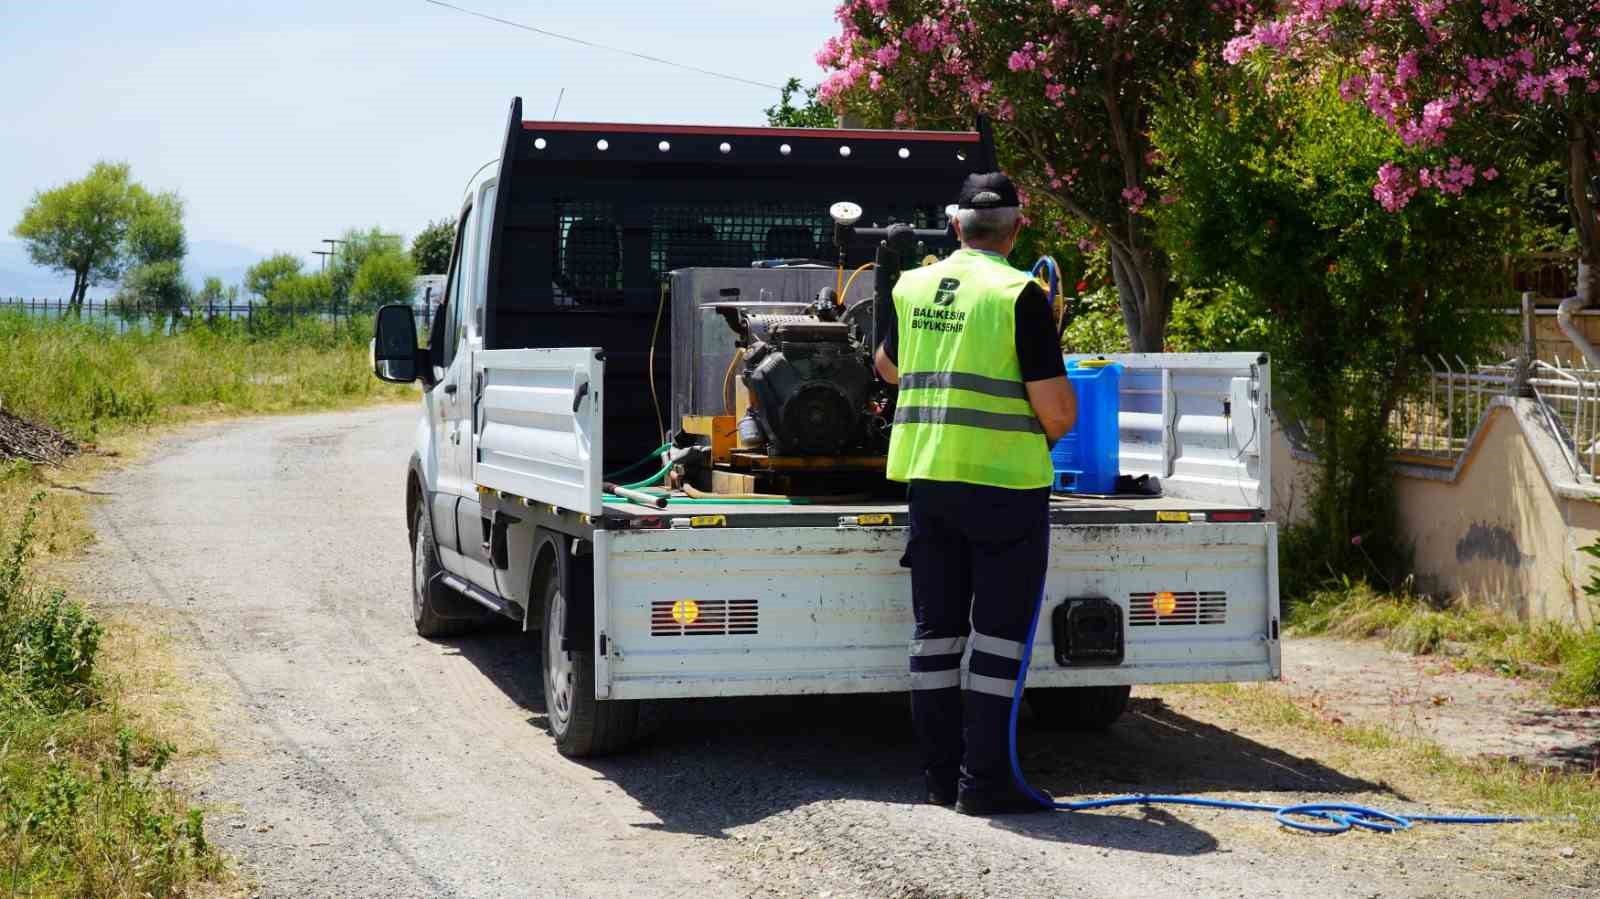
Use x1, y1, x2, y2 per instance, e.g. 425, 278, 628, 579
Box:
830, 201, 863, 226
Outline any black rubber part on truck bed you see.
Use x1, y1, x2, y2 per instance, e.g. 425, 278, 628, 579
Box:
1026, 685, 1132, 731
540, 573, 640, 757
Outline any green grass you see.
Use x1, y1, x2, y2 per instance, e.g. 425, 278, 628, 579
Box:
1168, 682, 1600, 840
1287, 578, 1600, 706
0, 310, 412, 443
0, 313, 414, 894
0, 496, 223, 897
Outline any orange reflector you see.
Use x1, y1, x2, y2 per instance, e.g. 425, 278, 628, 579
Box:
671, 600, 701, 624
1152, 592, 1179, 617
856, 513, 893, 526
1156, 511, 1191, 523
689, 515, 726, 528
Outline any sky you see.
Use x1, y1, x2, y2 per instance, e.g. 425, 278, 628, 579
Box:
0, 1, 837, 277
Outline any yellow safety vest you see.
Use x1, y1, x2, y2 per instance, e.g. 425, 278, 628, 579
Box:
886, 249, 1053, 489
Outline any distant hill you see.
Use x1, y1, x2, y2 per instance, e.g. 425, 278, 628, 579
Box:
0, 239, 274, 300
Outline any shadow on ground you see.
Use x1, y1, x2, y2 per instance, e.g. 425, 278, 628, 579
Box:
449, 630, 1391, 856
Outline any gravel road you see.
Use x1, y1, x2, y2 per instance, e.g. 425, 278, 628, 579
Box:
70, 405, 1587, 898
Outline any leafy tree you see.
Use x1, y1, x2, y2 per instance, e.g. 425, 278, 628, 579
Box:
765, 77, 837, 128
264, 271, 333, 316
817, 1, 1253, 351
11, 162, 147, 311
329, 227, 403, 307
195, 276, 239, 320
350, 250, 417, 312
1233, 1, 1600, 303
116, 191, 189, 329
116, 261, 189, 331
1151, 69, 1514, 587
244, 253, 304, 300
410, 219, 455, 275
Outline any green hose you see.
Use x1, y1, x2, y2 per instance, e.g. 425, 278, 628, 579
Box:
604, 442, 672, 481
617, 463, 672, 491
603, 494, 800, 505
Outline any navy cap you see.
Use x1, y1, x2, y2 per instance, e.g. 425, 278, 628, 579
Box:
957, 172, 1020, 210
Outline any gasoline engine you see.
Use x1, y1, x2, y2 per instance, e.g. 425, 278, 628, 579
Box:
666, 203, 957, 496
718, 291, 886, 457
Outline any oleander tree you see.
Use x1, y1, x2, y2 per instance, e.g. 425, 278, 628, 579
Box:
1227, 0, 1600, 303
816, 0, 1255, 350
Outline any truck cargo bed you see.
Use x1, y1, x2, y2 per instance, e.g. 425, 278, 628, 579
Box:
600, 493, 1262, 528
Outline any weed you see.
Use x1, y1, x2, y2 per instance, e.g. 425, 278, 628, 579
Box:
0, 309, 411, 444
1287, 577, 1600, 705
1165, 683, 1600, 838
0, 496, 221, 895
1552, 632, 1600, 707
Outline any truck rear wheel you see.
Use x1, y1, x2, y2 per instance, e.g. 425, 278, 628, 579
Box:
541, 573, 639, 757
1027, 685, 1131, 731
411, 506, 488, 638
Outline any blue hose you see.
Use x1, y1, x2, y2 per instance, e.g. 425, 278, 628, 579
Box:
1030, 256, 1061, 301
1005, 588, 1537, 835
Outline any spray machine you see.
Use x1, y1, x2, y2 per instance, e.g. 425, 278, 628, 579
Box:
668, 204, 957, 496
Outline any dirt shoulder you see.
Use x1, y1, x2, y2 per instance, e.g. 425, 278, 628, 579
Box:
61, 405, 1599, 898
1283, 636, 1600, 769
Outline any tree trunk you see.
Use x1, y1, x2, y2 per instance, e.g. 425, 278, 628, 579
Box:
69, 271, 87, 314
1131, 257, 1170, 353
1109, 248, 1143, 344
1570, 118, 1599, 307
1107, 244, 1170, 353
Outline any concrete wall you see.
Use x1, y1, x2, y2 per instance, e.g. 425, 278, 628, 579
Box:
1395, 405, 1599, 625
1265, 406, 1599, 625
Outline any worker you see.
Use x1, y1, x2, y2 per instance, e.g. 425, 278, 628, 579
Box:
874, 172, 1077, 816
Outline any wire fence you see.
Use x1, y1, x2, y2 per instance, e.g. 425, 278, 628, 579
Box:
1389, 356, 1600, 481
1385, 293, 1600, 482
0, 296, 437, 335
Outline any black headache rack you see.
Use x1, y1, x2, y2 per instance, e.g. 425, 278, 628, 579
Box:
479, 97, 995, 465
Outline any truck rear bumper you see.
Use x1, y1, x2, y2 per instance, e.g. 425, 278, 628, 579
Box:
595, 522, 1280, 701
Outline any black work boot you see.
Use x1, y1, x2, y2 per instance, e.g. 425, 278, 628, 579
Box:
926, 770, 959, 806
913, 686, 963, 806
955, 783, 1053, 816
956, 691, 1052, 815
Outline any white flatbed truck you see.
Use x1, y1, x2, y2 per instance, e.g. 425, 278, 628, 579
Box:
372, 99, 1280, 757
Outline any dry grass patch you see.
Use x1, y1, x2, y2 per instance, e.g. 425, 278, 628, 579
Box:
1157, 682, 1600, 842
1286, 579, 1600, 707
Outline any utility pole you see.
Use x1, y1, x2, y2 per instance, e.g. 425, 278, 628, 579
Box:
319, 238, 347, 271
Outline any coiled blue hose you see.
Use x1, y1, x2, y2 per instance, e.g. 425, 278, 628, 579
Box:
1030, 256, 1061, 302
1006, 588, 1537, 835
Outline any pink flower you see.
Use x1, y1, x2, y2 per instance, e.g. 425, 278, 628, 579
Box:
1121, 186, 1148, 213
1373, 162, 1417, 212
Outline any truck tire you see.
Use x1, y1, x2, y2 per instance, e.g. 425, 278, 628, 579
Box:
1027, 685, 1131, 731
541, 573, 639, 757
411, 505, 486, 638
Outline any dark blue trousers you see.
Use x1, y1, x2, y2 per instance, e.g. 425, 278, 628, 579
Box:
903, 479, 1050, 794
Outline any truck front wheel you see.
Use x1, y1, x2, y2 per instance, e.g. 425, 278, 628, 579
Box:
541, 574, 639, 756
411, 505, 488, 638
1027, 685, 1132, 731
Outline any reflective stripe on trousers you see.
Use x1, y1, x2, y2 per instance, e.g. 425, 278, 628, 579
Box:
965, 629, 1025, 698
909, 635, 966, 692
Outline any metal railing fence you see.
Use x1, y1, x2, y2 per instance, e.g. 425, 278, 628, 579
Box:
0, 296, 436, 335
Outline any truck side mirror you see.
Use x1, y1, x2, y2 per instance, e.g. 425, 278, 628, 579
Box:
372, 304, 422, 383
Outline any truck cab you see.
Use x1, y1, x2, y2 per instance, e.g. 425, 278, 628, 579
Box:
372, 98, 1279, 757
